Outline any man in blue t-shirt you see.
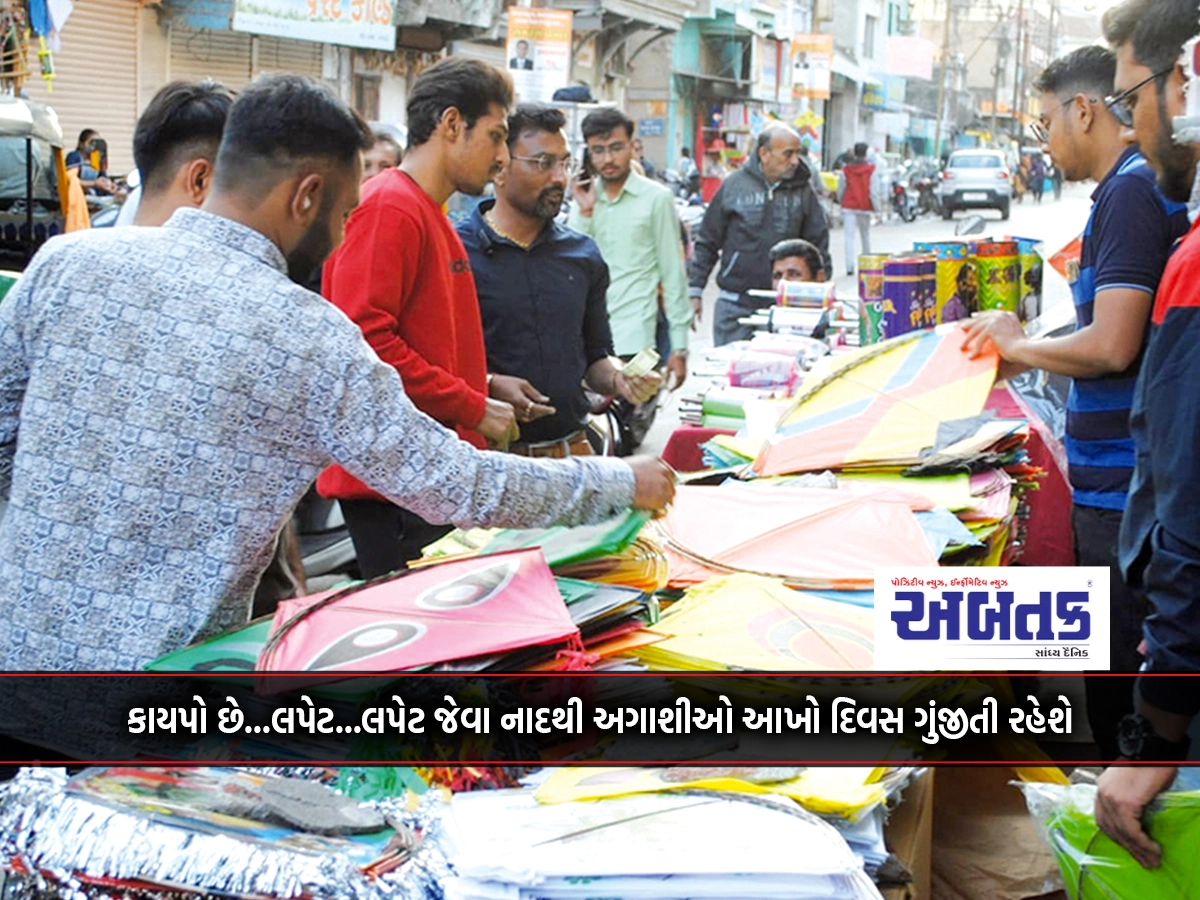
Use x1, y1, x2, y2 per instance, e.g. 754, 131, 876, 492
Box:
962, 45, 1190, 758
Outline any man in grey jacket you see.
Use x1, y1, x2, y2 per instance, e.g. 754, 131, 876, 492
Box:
689, 124, 832, 346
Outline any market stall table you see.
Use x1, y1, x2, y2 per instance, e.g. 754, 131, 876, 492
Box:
659, 383, 1073, 567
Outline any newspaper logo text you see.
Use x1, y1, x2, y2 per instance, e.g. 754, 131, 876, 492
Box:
890, 590, 1090, 641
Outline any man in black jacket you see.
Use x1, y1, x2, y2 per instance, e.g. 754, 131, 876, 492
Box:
690, 124, 831, 346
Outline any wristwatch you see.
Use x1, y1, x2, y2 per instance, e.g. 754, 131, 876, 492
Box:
1117, 713, 1192, 761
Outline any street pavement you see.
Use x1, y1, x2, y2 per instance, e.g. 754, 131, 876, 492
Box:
641, 182, 1093, 458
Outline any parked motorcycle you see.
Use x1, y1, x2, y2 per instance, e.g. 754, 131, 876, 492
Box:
911, 163, 944, 216
891, 176, 917, 223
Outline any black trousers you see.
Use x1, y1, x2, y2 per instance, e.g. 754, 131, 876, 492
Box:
339, 499, 453, 580
1074, 504, 1149, 759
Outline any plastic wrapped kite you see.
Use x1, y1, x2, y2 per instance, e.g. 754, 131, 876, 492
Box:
1020, 779, 1200, 899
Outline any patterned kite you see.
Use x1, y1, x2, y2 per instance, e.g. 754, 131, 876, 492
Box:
753, 327, 998, 477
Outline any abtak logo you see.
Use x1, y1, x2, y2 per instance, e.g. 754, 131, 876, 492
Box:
891, 582, 1091, 642
873, 567, 1110, 671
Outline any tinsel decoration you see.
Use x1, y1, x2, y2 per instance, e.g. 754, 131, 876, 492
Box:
0, 769, 454, 900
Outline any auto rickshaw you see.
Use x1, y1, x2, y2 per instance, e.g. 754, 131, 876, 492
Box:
0, 93, 75, 286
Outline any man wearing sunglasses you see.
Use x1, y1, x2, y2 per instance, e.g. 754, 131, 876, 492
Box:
965, 45, 1190, 763
460, 104, 662, 459
1093, 0, 1200, 870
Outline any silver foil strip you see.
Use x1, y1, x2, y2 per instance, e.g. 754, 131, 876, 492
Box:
0, 769, 454, 900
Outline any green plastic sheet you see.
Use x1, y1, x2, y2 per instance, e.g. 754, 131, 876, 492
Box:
1022, 781, 1200, 899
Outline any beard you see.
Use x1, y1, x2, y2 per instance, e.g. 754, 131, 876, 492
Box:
287, 205, 334, 287
1155, 131, 1198, 204
1152, 91, 1199, 204
532, 185, 565, 220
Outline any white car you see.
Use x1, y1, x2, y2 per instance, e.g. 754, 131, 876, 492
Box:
940, 149, 1012, 220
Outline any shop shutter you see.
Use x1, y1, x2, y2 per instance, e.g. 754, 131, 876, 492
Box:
24, 0, 140, 174
170, 28, 326, 92
169, 26, 253, 91
253, 36, 323, 78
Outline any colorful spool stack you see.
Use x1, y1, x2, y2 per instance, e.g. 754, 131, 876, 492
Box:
857, 254, 888, 345
882, 255, 926, 340
1011, 236, 1044, 323
974, 239, 1021, 315
857, 238, 1044, 343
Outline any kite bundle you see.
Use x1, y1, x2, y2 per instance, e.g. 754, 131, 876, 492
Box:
1020, 778, 1200, 899
691, 327, 1040, 571
443, 787, 887, 900
147, 560, 655, 679
0, 767, 452, 900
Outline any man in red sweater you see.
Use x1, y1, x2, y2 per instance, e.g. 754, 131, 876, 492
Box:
838, 142, 875, 276
319, 58, 553, 577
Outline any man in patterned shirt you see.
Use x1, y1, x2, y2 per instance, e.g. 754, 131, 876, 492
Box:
0, 74, 675, 671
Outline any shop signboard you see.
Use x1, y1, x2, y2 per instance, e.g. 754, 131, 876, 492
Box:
863, 76, 906, 111
639, 117, 665, 137
232, 0, 397, 51
791, 33, 833, 100
506, 8, 573, 103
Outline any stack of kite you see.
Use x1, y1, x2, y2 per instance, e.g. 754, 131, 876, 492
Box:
690, 327, 1040, 570
443, 784, 887, 900
148, 546, 659, 678
0, 766, 452, 900
421, 509, 668, 594
530, 766, 921, 882
630, 573, 873, 671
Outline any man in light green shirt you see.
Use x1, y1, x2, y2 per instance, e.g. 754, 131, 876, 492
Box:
569, 108, 693, 387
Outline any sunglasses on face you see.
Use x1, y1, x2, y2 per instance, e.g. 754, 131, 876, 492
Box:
1104, 65, 1176, 127
1029, 95, 1098, 143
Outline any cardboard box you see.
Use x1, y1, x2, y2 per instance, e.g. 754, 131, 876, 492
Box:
929, 767, 1063, 900
881, 768, 934, 900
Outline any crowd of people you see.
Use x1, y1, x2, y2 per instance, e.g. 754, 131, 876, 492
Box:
0, 60, 680, 670
956, 0, 1200, 868
1, 0, 1199, 870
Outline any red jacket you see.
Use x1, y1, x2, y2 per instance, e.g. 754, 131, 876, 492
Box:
317, 169, 489, 502
840, 161, 876, 212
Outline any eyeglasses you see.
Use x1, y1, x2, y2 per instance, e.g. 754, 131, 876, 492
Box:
588, 141, 628, 159
1104, 65, 1176, 127
1029, 95, 1097, 143
512, 154, 577, 176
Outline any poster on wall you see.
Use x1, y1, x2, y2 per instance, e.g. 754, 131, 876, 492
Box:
506, 8, 573, 102
793, 107, 825, 161
232, 0, 396, 51
791, 33, 833, 101
754, 37, 780, 101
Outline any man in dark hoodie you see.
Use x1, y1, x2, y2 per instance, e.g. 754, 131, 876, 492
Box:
690, 123, 832, 346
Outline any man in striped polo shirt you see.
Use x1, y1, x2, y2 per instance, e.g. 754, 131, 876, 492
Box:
962, 45, 1190, 758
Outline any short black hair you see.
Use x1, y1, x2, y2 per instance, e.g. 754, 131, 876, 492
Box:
213, 74, 372, 194
680, 147, 691, 157
134, 79, 234, 196
581, 107, 635, 142
1103, 0, 1199, 72
507, 103, 566, 150
370, 131, 403, 164
406, 57, 513, 149
853, 141, 869, 157
1033, 45, 1116, 99
769, 238, 824, 277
